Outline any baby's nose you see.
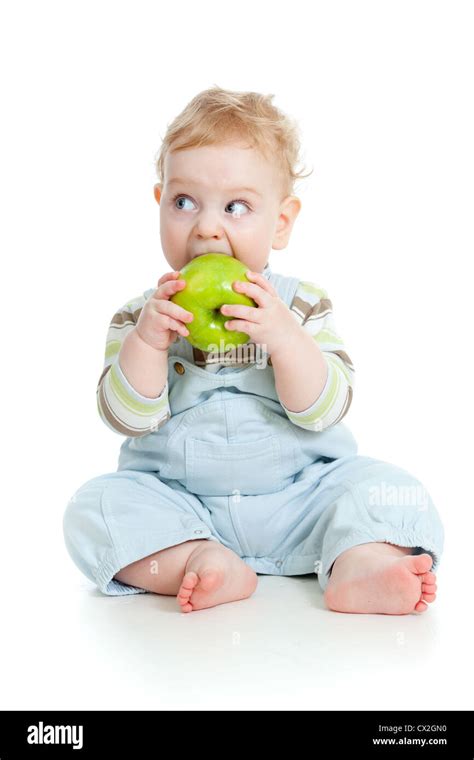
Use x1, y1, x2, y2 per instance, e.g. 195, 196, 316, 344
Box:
194, 213, 224, 239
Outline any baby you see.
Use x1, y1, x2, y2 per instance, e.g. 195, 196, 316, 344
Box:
64, 86, 443, 614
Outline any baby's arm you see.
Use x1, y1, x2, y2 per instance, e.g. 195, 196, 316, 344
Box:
96, 271, 193, 437
96, 293, 171, 437
274, 281, 354, 432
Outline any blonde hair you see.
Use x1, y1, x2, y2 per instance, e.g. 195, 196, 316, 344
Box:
154, 85, 313, 199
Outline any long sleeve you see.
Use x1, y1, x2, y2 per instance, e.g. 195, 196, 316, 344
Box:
279, 280, 354, 431
96, 290, 171, 437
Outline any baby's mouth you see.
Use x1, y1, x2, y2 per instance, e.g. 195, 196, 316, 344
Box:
193, 251, 233, 258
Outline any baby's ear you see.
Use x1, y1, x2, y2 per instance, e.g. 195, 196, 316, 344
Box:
272, 195, 302, 250
153, 183, 162, 204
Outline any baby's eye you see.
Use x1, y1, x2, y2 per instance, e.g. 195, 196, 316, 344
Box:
225, 200, 250, 217
174, 195, 195, 211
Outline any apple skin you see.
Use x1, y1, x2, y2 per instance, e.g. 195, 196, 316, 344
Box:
170, 253, 257, 352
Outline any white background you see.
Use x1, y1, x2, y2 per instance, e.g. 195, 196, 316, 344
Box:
1, 0, 473, 711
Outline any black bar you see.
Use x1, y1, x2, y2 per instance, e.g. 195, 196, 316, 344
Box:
0, 710, 471, 756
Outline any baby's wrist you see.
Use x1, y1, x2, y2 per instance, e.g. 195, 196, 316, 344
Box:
132, 326, 168, 354
269, 324, 305, 365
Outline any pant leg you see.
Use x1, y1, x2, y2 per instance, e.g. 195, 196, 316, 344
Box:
63, 469, 221, 596
314, 457, 445, 592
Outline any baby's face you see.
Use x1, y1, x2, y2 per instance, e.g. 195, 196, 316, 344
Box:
154, 141, 300, 273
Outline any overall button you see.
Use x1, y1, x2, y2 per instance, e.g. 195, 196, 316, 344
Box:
174, 362, 185, 375
275, 560, 283, 568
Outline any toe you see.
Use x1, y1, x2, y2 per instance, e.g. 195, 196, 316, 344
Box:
180, 571, 199, 591
421, 592, 436, 603
409, 553, 433, 575
414, 599, 428, 612
422, 582, 437, 593
177, 571, 199, 606
421, 571, 436, 584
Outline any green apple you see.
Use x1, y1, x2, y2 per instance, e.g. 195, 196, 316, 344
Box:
170, 253, 257, 352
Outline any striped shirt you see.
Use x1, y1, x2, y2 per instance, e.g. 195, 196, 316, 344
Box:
97, 267, 355, 437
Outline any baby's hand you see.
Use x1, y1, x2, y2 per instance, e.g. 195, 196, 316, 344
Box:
135, 271, 194, 352
220, 270, 301, 358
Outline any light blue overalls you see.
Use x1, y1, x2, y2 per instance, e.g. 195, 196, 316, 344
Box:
63, 269, 444, 596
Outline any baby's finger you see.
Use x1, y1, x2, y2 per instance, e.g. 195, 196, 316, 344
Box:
223, 318, 254, 335
232, 279, 271, 308
245, 270, 279, 298
157, 270, 181, 288
154, 298, 194, 323
160, 314, 190, 336
220, 303, 261, 322
154, 277, 186, 300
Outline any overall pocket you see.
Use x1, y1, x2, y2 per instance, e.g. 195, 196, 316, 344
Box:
185, 434, 284, 496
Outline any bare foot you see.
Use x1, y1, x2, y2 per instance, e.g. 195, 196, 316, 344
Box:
323, 543, 437, 615
177, 542, 258, 613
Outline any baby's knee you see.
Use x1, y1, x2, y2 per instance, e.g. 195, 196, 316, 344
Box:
63, 481, 107, 584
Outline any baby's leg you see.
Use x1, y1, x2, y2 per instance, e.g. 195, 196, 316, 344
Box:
64, 470, 257, 606
324, 542, 437, 615
114, 539, 258, 613
310, 456, 443, 615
